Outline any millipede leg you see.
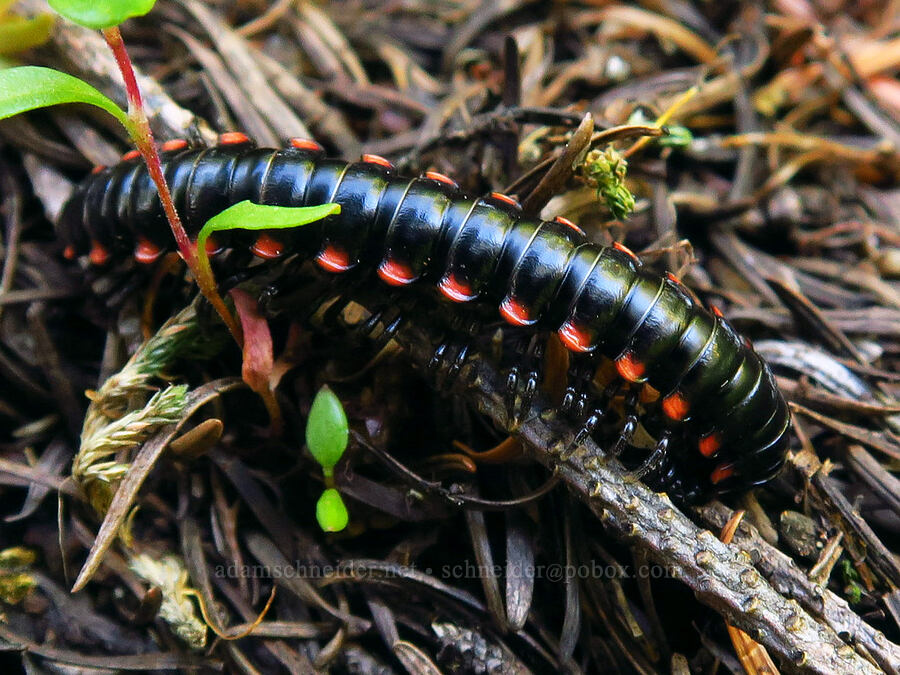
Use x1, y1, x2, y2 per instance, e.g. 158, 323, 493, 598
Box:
502, 333, 545, 426
560, 359, 594, 416
519, 334, 543, 416
505, 365, 520, 416
628, 434, 670, 481
368, 313, 404, 350
611, 413, 638, 458
429, 339, 472, 390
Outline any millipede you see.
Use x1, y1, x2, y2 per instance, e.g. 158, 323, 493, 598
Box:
58, 133, 791, 503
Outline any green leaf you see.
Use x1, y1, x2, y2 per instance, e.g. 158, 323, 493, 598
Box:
316, 488, 348, 532
0, 14, 54, 56
47, 0, 156, 29
306, 385, 348, 474
194, 201, 340, 313
199, 200, 341, 237
0, 66, 130, 130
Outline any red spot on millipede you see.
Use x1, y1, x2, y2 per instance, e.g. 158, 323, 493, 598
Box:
666, 272, 683, 286
662, 391, 690, 421
361, 153, 393, 169
554, 215, 585, 236
63, 245, 77, 260
557, 320, 593, 352
135, 238, 163, 264
121, 149, 140, 161
250, 233, 285, 259
615, 352, 645, 382
438, 274, 474, 302
290, 138, 324, 152
490, 192, 521, 209
161, 139, 189, 152
91, 164, 106, 174
499, 297, 533, 326
89, 240, 110, 266
219, 131, 250, 145
377, 259, 416, 286
613, 241, 638, 262
698, 433, 721, 457
425, 171, 458, 188
710, 463, 735, 484
316, 245, 352, 273
710, 304, 724, 318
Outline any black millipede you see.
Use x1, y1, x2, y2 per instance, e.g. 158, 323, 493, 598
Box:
57, 133, 791, 503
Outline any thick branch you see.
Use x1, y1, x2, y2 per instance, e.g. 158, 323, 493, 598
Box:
697, 502, 900, 674
388, 317, 887, 675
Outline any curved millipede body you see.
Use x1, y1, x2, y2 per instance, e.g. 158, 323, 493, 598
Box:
58, 135, 791, 502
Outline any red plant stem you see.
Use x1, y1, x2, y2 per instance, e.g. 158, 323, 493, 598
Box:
101, 26, 242, 343
102, 27, 191, 264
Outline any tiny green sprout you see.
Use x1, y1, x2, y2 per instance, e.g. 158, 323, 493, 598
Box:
316, 488, 349, 532
583, 147, 635, 221
658, 125, 693, 148
840, 559, 863, 604
305, 385, 349, 478
48, 0, 156, 30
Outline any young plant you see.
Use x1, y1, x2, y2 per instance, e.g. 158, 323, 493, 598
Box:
305, 386, 350, 532
43, 0, 241, 331
0, 1, 342, 422
1, 0, 335, 345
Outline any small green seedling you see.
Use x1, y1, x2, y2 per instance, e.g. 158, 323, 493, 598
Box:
840, 559, 863, 604
4, 0, 241, 343
306, 386, 350, 532
657, 125, 693, 148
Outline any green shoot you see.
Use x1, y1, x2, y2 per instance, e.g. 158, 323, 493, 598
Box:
658, 125, 693, 148
840, 559, 863, 604
306, 386, 350, 532
14, 0, 237, 341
